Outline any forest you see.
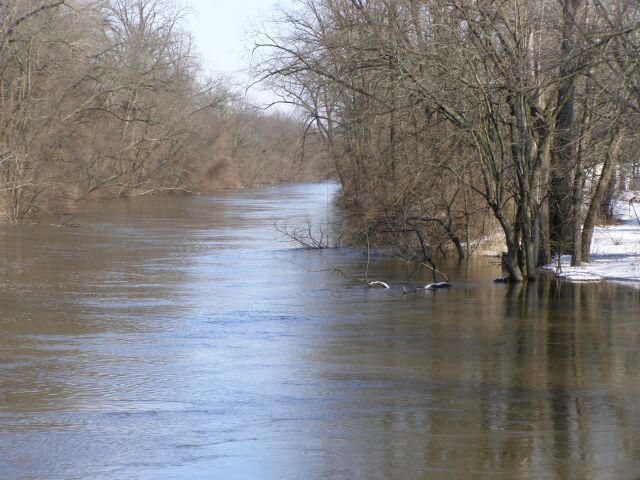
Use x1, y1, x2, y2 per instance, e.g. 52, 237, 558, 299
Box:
0, 0, 327, 223
2, 0, 639, 282
256, 0, 640, 281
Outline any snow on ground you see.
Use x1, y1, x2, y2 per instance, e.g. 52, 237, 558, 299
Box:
543, 191, 640, 284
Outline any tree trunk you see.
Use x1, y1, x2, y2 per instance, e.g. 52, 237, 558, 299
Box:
495, 210, 524, 282
581, 127, 624, 261
550, 0, 582, 255
601, 168, 618, 220
537, 130, 553, 266
570, 77, 592, 266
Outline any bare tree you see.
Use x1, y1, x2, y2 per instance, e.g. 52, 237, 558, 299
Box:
256, 0, 639, 281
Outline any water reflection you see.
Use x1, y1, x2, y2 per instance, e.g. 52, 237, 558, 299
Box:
1, 184, 639, 479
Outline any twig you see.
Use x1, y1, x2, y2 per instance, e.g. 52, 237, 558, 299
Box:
274, 219, 327, 249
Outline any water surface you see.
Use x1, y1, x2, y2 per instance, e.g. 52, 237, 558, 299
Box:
1, 184, 639, 479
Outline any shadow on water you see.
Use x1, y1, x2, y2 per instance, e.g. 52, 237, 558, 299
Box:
0, 183, 639, 479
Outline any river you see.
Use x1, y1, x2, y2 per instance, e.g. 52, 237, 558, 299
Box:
1, 183, 639, 479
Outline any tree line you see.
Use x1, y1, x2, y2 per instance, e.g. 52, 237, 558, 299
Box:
256, 0, 639, 281
0, 0, 327, 222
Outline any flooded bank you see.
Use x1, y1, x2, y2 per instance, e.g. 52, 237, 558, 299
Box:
1, 184, 639, 479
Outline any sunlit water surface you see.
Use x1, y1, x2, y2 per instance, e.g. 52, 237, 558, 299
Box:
1, 184, 639, 480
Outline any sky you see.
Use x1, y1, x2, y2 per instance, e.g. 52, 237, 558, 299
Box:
186, 0, 295, 106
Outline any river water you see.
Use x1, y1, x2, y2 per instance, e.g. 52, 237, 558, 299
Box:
1, 183, 639, 480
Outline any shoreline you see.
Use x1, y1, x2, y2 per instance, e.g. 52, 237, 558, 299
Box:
541, 191, 640, 287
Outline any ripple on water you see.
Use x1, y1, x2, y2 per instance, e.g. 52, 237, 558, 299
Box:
1, 184, 640, 480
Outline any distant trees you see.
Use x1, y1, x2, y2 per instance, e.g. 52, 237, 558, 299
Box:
256, 0, 639, 281
1, 0, 78, 219
0, 0, 324, 221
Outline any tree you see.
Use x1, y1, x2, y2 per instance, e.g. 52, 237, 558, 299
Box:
256, 0, 639, 281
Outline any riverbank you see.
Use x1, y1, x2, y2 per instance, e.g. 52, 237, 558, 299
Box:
542, 191, 640, 284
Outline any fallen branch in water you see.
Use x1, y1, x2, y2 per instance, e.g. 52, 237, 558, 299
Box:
274, 219, 328, 249
134, 186, 194, 197
368, 280, 390, 289
363, 237, 391, 289
60, 215, 81, 228
282, 227, 453, 292
418, 261, 449, 282
422, 281, 453, 290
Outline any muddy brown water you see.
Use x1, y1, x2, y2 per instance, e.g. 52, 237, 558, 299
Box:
1, 183, 639, 480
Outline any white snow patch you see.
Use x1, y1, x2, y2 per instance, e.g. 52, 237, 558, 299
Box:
543, 191, 640, 285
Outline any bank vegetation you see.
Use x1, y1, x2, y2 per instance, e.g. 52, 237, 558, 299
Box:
256, 0, 640, 281
0, 0, 328, 223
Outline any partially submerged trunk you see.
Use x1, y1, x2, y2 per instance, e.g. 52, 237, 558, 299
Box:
494, 209, 525, 282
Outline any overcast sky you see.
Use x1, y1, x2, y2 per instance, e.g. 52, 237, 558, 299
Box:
187, 0, 294, 106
